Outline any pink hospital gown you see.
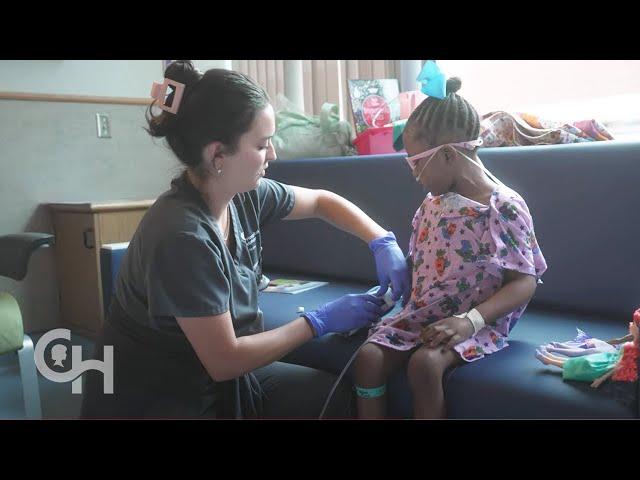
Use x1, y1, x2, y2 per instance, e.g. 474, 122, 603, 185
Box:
368, 184, 548, 362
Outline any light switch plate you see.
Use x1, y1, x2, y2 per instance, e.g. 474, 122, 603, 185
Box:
96, 113, 111, 138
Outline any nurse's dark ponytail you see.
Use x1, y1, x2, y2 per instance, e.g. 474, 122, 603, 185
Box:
145, 60, 270, 173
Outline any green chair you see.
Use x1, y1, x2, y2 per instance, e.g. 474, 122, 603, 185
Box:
0, 233, 55, 419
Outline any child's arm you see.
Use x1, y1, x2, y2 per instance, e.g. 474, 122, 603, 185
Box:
474, 270, 537, 326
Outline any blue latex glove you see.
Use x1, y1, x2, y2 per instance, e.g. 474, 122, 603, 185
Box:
369, 231, 411, 306
302, 294, 386, 337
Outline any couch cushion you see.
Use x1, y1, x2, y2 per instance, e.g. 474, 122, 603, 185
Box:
445, 309, 637, 419
260, 272, 636, 419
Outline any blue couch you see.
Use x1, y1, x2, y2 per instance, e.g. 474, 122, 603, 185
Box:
101, 141, 640, 418
259, 141, 640, 419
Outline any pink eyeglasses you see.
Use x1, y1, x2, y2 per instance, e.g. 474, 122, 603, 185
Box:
405, 138, 484, 170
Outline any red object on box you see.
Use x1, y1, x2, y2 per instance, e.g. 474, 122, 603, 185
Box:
353, 126, 400, 155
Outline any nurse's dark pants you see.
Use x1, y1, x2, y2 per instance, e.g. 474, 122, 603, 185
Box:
252, 361, 354, 419
80, 299, 353, 419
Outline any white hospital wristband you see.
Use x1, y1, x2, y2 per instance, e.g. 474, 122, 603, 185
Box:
455, 308, 486, 335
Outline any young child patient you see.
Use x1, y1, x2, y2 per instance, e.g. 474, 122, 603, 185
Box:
354, 68, 548, 419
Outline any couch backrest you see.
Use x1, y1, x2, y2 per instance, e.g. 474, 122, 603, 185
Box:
262, 141, 640, 319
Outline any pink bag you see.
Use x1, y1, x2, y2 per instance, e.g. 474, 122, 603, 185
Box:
397, 91, 428, 120
371, 90, 428, 127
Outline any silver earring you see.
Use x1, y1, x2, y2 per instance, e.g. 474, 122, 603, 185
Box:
216, 168, 223, 176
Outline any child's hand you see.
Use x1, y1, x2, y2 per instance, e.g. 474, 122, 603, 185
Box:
420, 316, 474, 350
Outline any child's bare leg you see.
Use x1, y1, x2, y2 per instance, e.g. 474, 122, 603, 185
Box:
407, 346, 463, 419
354, 342, 411, 419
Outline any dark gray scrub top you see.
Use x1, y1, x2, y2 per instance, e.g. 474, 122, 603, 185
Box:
114, 172, 295, 341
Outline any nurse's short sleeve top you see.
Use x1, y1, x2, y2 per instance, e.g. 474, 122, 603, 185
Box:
114, 173, 295, 338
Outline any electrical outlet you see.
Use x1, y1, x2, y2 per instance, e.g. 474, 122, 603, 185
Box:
96, 113, 111, 138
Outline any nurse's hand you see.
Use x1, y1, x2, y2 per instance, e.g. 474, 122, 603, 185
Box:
302, 294, 386, 337
369, 231, 411, 306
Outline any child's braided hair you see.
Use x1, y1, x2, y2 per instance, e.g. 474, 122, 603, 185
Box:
406, 77, 481, 147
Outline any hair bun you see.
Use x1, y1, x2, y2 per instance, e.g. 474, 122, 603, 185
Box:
446, 77, 462, 95
164, 60, 202, 86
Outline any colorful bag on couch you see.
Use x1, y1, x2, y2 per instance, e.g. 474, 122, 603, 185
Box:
480, 111, 615, 147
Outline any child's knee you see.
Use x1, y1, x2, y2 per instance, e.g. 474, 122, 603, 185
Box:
407, 347, 448, 383
354, 343, 387, 382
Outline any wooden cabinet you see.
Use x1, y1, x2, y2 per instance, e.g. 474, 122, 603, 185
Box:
48, 200, 154, 337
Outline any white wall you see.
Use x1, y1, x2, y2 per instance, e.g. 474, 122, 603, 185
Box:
0, 59, 232, 333
0, 60, 231, 97
0, 60, 162, 97
193, 60, 232, 72
0, 100, 179, 333
5, 59, 636, 121
437, 60, 640, 122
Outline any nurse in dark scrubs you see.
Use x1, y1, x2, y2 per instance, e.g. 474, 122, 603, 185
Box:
81, 60, 411, 419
